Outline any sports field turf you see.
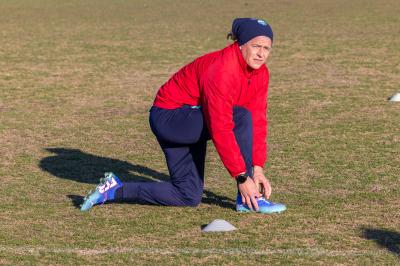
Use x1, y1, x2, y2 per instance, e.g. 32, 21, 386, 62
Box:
1, 0, 399, 264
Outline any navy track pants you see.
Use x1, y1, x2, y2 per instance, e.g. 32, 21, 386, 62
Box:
120, 105, 253, 206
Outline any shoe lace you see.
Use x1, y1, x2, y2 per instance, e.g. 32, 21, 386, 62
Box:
96, 172, 114, 189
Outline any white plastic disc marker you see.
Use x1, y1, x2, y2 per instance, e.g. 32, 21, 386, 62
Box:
388, 92, 400, 102
201, 219, 237, 232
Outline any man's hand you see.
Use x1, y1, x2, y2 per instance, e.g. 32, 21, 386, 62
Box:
237, 177, 261, 211
253, 166, 272, 199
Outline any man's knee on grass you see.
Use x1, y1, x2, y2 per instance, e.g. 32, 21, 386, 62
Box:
181, 191, 202, 207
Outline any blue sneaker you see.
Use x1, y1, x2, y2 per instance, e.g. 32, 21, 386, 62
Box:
80, 172, 122, 212
236, 194, 286, 214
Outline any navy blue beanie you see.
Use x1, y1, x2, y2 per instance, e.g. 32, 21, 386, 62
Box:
232, 18, 273, 45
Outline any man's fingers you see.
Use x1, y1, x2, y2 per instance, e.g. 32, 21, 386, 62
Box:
264, 182, 272, 199
266, 187, 271, 199
245, 196, 253, 210
261, 182, 267, 197
259, 179, 271, 199
250, 196, 259, 211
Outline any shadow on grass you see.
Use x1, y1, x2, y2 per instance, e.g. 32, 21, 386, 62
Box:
40, 148, 235, 210
67, 195, 84, 209
362, 228, 400, 257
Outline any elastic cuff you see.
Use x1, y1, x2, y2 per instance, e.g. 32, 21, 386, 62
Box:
231, 171, 246, 179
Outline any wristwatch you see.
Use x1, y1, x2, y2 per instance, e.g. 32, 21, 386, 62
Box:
236, 173, 247, 185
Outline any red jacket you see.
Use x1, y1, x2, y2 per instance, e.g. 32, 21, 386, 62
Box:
153, 42, 269, 177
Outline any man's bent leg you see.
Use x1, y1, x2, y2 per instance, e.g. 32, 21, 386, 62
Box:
121, 141, 205, 206
118, 106, 208, 206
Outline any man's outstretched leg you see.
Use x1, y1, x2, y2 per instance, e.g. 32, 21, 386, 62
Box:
119, 105, 208, 206
81, 105, 208, 211
120, 139, 207, 206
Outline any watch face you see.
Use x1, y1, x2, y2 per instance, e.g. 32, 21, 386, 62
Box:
237, 174, 247, 184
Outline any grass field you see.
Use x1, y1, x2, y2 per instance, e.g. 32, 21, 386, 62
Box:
1, 0, 400, 264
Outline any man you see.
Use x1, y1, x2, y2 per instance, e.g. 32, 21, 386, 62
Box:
81, 18, 286, 214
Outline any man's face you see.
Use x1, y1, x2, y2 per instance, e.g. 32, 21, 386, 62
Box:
240, 36, 272, 69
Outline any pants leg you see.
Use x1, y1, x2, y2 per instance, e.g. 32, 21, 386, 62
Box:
232, 106, 254, 200
233, 106, 254, 177
122, 106, 208, 206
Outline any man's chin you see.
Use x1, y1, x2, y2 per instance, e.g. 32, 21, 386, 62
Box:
249, 63, 263, 70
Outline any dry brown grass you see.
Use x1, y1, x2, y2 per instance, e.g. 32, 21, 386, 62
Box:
1, 0, 399, 264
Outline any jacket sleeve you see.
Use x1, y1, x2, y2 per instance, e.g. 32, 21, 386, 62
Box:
201, 70, 247, 177
246, 71, 269, 168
